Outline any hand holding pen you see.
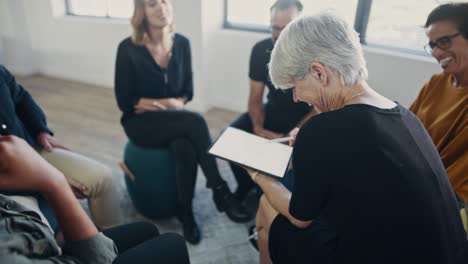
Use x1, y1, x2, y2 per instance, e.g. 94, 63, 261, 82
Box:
268, 127, 300, 146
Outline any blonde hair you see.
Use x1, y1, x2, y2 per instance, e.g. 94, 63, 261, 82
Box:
131, 0, 175, 45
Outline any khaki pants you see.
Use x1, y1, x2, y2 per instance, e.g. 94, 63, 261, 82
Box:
40, 148, 122, 229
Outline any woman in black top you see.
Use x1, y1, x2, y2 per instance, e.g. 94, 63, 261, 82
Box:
247, 13, 467, 264
114, 0, 251, 244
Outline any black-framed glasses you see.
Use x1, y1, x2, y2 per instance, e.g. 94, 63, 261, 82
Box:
424, 32, 461, 55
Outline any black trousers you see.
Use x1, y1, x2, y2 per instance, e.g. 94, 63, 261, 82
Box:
122, 110, 226, 213
104, 222, 190, 264
228, 108, 298, 197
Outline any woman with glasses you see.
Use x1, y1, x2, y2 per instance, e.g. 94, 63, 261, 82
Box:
411, 3, 468, 232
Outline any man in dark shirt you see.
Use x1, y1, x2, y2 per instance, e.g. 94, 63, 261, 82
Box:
0, 64, 121, 229
229, 0, 313, 202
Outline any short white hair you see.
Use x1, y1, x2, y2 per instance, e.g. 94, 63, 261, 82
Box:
269, 12, 368, 88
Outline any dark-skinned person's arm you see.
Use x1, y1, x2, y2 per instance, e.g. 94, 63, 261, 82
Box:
0, 136, 117, 264
248, 80, 283, 139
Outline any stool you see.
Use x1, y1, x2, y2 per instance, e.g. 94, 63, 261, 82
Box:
120, 141, 178, 219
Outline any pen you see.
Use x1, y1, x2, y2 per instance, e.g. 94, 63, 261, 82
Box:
268, 136, 294, 143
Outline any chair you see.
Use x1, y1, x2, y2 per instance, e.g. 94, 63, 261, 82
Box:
120, 141, 178, 218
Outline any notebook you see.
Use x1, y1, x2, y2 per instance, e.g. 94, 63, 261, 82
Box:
208, 127, 293, 178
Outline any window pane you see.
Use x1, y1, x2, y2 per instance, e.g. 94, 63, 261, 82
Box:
108, 0, 134, 18
366, 0, 466, 51
227, 0, 358, 28
68, 0, 107, 17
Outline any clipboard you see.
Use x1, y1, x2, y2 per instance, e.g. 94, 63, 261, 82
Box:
208, 127, 292, 178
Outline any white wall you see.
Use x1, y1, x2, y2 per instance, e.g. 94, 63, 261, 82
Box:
1, 0, 441, 113
0, 0, 36, 74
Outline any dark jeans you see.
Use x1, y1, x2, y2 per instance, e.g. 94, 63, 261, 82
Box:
122, 110, 226, 213
229, 109, 297, 198
104, 222, 190, 264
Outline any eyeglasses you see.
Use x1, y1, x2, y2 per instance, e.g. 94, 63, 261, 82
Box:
424, 32, 461, 55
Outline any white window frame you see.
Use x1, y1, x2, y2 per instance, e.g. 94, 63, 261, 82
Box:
65, 0, 131, 19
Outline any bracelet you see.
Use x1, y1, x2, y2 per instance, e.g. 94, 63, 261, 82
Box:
251, 171, 260, 182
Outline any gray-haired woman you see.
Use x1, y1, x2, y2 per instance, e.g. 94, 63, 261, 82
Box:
246, 13, 467, 264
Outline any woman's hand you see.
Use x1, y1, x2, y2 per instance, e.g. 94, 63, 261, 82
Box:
134, 97, 185, 113
287, 127, 300, 146
254, 127, 284, 140
134, 98, 168, 113
159, 98, 185, 110
37, 132, 69, 152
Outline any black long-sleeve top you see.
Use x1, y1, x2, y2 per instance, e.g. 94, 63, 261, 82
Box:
114, 34, 193, 120
0, 65, 52, 147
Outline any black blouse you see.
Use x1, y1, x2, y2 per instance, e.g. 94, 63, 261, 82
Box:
114, 33, 193, 117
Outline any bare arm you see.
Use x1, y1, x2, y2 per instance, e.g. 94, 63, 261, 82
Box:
248, 80, 266, 132
0, 136, 116, 263
252, 171, 312, 229
45, 178, 98, 241
248, 80, 283, 139
0, 136, 98, 241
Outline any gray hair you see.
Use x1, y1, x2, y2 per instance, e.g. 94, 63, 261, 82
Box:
269, 12, 368, 88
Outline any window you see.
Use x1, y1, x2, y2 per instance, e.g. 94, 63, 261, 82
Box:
365, 0, 467, 52
224, 0, 465, 53
66, 0, 133, 18
226, 0, 358, 32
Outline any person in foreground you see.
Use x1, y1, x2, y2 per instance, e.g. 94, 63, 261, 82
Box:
0, 135, 190, 264
248, 13, 468, 264
410, 3, 468, 229
115, 0, 251, 244
0, 64, 121, 230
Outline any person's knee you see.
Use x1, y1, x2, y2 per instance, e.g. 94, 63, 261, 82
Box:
185, 111, 208, 128
153, 233, 190, 263
129, 222, 160, 238
87, 165, 115, 198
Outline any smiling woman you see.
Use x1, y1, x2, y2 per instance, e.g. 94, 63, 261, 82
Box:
410, 2, 468, 235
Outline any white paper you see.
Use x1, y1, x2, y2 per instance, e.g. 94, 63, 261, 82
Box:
209, 127, 292, 178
